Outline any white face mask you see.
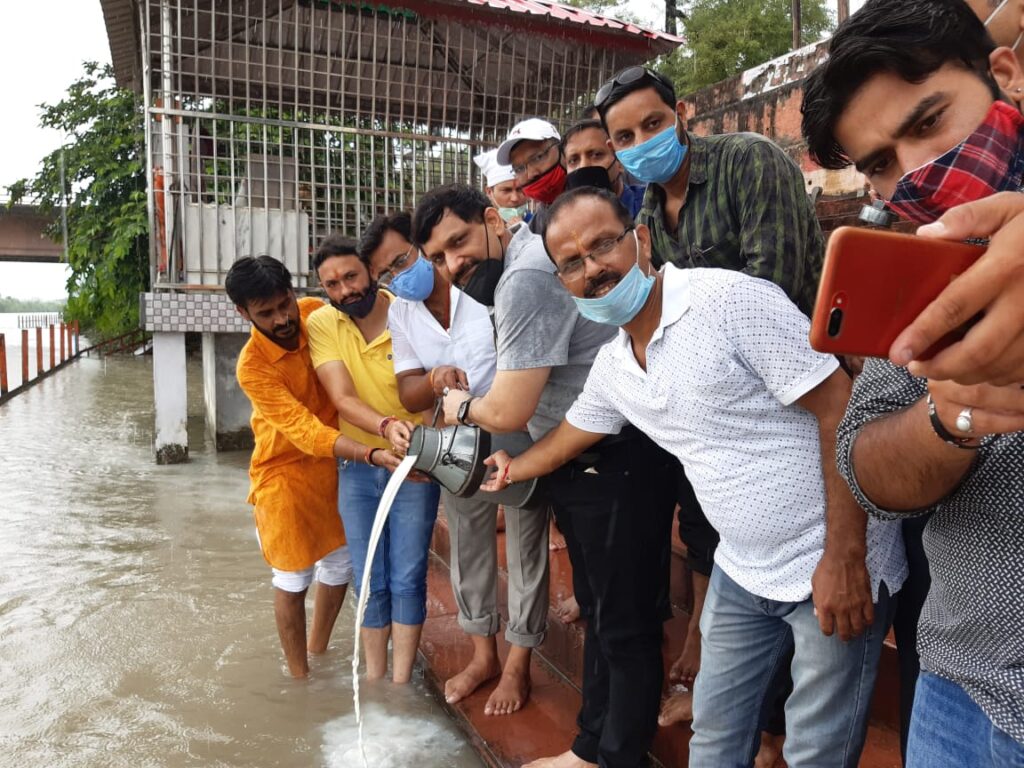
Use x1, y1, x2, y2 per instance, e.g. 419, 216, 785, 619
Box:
985, 0, 1024, 51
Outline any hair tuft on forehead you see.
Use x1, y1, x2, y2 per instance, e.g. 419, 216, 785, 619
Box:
801, 0, 998, 170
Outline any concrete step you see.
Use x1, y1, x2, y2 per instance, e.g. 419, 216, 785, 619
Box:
419, 507, 904, 767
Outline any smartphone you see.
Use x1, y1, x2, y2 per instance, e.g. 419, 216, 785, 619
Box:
809, 226, 987, 359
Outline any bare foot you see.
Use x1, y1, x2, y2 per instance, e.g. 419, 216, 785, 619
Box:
496, 506, 506, 533
754, 731, 785, 768
523, 750, 597, 768
668, 619, 701, 688
657, 689, 693, 727
484, 665, 531, 715
548, 518, 566, 550
554, 595, 580, 624
444, 657, 501, 705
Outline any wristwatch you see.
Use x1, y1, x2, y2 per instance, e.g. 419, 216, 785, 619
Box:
457, 397, 476, 426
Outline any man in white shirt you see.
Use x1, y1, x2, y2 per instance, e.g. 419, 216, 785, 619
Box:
359, 211, 549, 717
481, 187, 907, 767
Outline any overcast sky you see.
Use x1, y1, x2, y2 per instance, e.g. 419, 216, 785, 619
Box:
0, 0, 865, 301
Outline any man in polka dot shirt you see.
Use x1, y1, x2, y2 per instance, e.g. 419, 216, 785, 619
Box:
481, 187, 907, 767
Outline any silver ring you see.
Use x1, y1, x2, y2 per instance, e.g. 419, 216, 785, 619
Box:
442, 386, 450, 396
955, 407, 974, 434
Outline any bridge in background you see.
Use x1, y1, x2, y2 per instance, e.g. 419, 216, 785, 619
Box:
0, 204, 63, 263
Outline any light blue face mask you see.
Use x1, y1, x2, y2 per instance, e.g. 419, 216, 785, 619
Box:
388, 252, 435, 302
615, 118, 688, 185
498, 205, 529, 222
572, 232, 655, 326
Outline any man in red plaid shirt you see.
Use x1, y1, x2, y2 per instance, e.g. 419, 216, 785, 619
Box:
801, 2, 1024, 766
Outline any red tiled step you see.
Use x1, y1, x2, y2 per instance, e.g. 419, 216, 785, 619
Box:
421, 507, 904, 768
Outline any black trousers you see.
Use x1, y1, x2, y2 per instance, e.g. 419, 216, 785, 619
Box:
549, 431, 678, 768
893, 514, 930, 764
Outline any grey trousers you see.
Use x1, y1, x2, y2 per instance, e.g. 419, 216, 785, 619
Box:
442, 489, 549, 648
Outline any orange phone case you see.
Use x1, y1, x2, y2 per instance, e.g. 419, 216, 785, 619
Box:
810, 226, 986, 359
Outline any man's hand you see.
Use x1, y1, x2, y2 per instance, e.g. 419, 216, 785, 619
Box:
891, 192, 1024, 385
443, 388, 473, 424
811, 549, 874, 641
928, 378, 1024, 438
371, 449, 404, 471
478, 450, 513, 492
430, 365, 469, 397
383, 418, 414, 454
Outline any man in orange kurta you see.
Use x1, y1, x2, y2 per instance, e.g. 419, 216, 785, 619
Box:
228, 256, 400, 678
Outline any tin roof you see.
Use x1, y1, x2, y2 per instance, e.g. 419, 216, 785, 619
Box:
102, 0, 683, 93
462, 0, 683, 46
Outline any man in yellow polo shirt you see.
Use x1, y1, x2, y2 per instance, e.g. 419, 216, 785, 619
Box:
227, 256, 401, 679
306, 237, 440, 685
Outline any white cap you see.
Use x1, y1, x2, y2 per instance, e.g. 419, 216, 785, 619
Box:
473, 149, 516, 187
495, 118, 561, 166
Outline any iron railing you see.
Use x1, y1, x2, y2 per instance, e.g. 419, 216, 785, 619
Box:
139, 0, 630, 289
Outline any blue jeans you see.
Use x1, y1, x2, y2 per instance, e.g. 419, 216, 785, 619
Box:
907, 671, 1024, 767
690, 567, 891, 768
337, 460, 439, 628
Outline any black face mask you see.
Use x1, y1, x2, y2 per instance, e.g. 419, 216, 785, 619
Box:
456, 220, 506, 308
564, 164, 614, 193
330, 282, 379, 319
461, 259, 504, 308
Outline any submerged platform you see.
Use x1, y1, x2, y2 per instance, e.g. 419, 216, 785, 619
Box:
419, 506, 904, 768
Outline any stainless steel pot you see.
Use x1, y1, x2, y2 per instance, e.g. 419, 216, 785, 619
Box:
408, 425, 544, 510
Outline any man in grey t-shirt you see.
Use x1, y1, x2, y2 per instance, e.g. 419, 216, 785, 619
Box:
414, 183, 680, 768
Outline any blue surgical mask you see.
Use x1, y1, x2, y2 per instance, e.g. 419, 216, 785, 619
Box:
572, 233, 654, 326
388, 253, 435, 302
615, 119, 687, 184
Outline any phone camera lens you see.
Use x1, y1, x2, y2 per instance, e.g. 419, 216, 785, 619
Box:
827, 308, 844, 338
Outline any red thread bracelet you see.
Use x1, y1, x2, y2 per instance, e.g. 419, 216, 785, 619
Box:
378, 416, 396, 438
500, 464, 512, 487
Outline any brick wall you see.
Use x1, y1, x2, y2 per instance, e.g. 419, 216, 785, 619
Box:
681, 40, 868, 199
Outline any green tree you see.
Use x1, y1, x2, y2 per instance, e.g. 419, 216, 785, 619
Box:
658, 0, 834, 95
7, 62, 147, 338
0, 296, 65, 313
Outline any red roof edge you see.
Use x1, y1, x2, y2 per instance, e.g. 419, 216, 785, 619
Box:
395, 0, 684, 57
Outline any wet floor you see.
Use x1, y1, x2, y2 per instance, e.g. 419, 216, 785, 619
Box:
0, 353, 484, 768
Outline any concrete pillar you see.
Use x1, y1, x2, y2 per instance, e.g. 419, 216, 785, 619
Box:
153, 331, 188, 464
201, 332, 253, 451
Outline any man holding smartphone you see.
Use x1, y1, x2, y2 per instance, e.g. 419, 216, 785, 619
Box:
801, 1, 1024, 764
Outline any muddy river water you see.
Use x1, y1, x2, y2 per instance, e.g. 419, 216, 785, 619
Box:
0, 354, 483, 768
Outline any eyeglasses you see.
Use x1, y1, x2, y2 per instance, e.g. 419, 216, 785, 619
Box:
511, 140, 559, 177
594, 66, 671, 110
376, 247, 416, 287
554, 227, 635, 283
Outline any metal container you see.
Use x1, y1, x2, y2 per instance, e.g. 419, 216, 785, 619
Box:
408, 425, 544, 510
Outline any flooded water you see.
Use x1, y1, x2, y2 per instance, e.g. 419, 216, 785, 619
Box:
0, 312, 70, 390
0, 354, 483, 768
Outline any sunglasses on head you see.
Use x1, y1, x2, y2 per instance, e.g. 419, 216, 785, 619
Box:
594, 66, 672, 109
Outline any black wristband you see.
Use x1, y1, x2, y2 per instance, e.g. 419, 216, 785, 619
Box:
926, 394, 980, 450
368, 448, 382, 465
457, 396, 475, 426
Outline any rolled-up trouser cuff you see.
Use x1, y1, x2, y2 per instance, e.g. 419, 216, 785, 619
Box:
391, 592, 428, 626
458, 612, 501, 637
505, 626, 546, 649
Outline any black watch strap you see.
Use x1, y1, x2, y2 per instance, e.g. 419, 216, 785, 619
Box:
457, 397, 475, 426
